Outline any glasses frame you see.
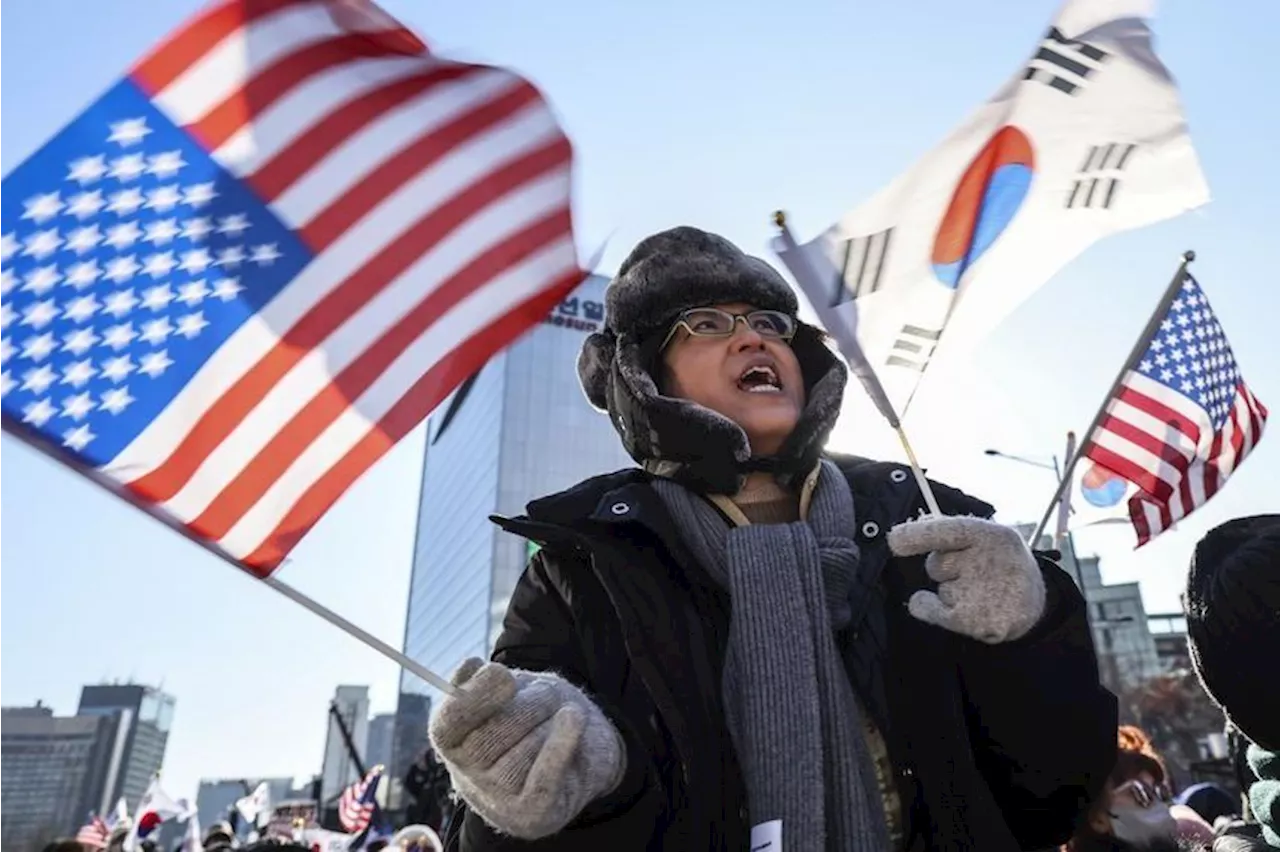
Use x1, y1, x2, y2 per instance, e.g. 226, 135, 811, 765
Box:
658, 307, 797, 352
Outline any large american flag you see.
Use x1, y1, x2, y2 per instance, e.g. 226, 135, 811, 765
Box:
337, 767, 381, 834
1081, 273, 1267, 545
76, 815, 110, 849
1, 0, 584, 574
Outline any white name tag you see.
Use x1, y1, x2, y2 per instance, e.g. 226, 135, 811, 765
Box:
750, 819, 782, 852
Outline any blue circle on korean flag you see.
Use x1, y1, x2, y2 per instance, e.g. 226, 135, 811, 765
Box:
1080, 463, 1128, 508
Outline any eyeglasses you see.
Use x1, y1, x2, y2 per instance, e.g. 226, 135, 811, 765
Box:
1114, 778, 1172, 809
658, 307, 797, 351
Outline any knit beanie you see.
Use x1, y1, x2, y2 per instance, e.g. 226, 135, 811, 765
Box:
576, 226, 847, 494
1184, 514, 1280, 751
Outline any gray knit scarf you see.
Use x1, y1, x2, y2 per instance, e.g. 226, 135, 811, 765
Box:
652, 461, 890, 851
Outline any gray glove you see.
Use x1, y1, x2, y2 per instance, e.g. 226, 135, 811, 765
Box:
428, 658, 626, 840
888, 516, 1046, 644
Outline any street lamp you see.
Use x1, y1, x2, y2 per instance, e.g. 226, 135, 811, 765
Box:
983, 447, 1061, 477
984, 432, 1086, 592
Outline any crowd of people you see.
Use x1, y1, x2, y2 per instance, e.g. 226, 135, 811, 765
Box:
42, 228, 1279, 851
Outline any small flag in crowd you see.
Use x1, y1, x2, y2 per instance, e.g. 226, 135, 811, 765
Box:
76, 815, 110, 849
1072, 274, 1266, 545
107, 798, 130, 831
123, 777, 184, 851
772, 0, 1208, 415
338, 767, 383, 834
0, 0, 585, 574
235, 781, 273, 827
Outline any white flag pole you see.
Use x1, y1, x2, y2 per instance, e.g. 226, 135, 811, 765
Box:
772, 211, 942, 516
262, 575, 461, 696
0, 419, 464, 697
1027, 250, 1196, 546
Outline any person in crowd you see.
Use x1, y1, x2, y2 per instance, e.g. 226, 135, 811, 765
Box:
1183, 515, 1279, 851
404, 746, 454, 834
1064, 726, 1184, 852
425, 226, 1117, 850
202, 821, 237, 851
1176, 785, 1241, 831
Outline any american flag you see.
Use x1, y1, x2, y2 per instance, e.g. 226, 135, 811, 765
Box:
1081, 273, 1267, 545
1, 0, 584, 574
337, 767, 381, 834
76, 815, 110, 849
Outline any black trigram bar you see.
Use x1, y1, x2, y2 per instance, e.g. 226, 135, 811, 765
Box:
1067, 142, 1137, 208
885, 324, 941, 372
1023, 26, 1110, 96
831, 228, 894, 307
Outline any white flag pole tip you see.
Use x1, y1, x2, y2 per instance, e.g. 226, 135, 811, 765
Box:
771, 210, 941, 517
260, 575, 462, 697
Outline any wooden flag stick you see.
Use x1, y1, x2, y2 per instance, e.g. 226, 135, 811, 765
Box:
772, 210, 942, 516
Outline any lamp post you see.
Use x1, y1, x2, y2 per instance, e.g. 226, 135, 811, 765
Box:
984, 432, 1085, 592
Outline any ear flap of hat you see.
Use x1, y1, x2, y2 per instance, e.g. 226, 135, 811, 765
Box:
577, 330, 615, 411
770, 323, 848, 486
607, 337, 751, 492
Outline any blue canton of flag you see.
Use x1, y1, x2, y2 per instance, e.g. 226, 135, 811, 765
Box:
1133, 275, 1242, 430
2, 79, 308, 465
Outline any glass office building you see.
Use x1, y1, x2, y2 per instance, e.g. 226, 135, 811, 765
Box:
393, 275, 632, 744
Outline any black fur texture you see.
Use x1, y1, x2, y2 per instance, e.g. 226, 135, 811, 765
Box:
577, 226, 847, 494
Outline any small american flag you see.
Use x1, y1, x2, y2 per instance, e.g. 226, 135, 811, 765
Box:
1081, 273, 1267, 545
1, 0, 583, 573
337, 767, 381, 834
76, 815, 110, 849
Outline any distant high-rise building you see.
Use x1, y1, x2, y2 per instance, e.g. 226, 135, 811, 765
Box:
398, 275, 630, 720
76, 684, 176, 811
1, 702, 128, 850
366, 714, 395, 771
320, 686, 369, 806
389, 693, 431, 788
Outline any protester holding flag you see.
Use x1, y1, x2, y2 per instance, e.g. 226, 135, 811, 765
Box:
427, 227, 1116, 851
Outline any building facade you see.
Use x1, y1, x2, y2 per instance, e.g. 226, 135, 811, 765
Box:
1014, 527, 1164, 695
366, 713, 396, 771
1, 703, 126, 851
395, 275, 632, 727
320, 686, 370, 806
194, 777, 310, 833
1148, 612, 1191, 673
76, 684, 175, 811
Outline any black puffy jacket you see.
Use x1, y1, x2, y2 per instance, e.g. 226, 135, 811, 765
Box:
445, 454, 1117, 851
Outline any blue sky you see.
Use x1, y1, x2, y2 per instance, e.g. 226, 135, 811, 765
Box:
2, 0, 1276, 802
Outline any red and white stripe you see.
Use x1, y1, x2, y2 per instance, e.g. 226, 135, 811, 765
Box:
108, 0, 583, 572
1083, 370, 1268, 546
77, 816, 110, 849
337, 769, 378, 833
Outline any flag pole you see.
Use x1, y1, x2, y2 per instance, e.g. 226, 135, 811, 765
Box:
772, 210, 943, 516
1054, 430, 1077, 548
262, 575, 461, 696
1027, 250, 1196, 545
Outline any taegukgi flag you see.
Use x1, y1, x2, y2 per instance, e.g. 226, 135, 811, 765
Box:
772, 0, 1209, 415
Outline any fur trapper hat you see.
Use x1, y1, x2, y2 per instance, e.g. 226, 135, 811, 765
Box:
577, 226, 847, 494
